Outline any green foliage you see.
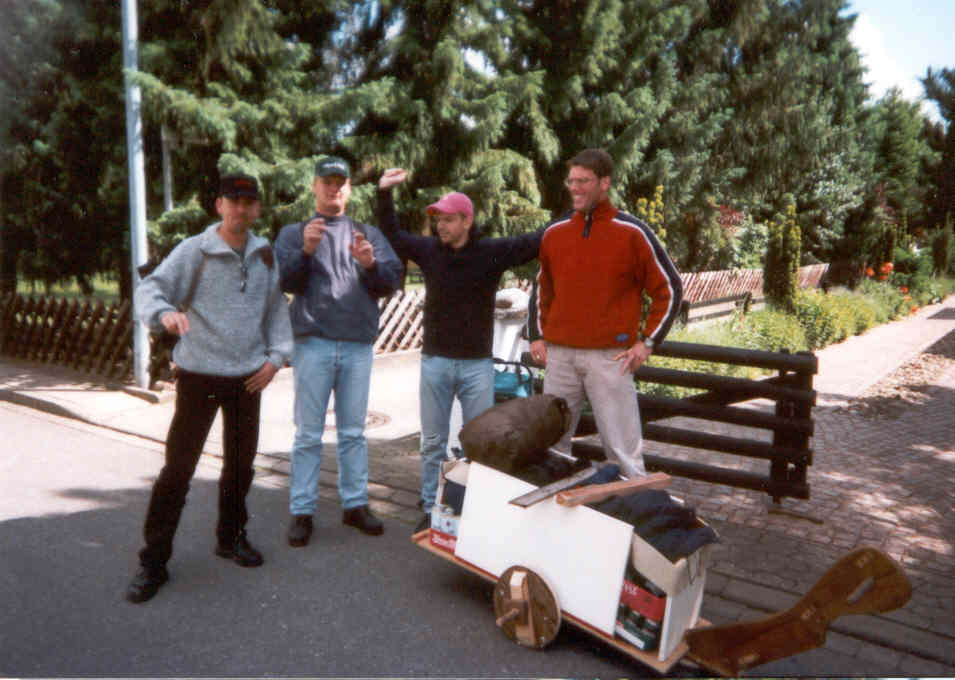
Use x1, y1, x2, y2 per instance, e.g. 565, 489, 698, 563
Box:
763, 199, 800, 312
0, 0, 936, 298
736, 307, 809, 354
793, 289, 856, 350
870, 88, 937, 227
856, 278, 908, 321
921, 68, 955, 233
930, 214, 953, 275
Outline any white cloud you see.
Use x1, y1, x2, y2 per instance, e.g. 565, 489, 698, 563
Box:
850, 14, 923, 101
850, 14, 941, 122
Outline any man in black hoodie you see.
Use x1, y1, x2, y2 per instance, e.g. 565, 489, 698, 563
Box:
377, 169, 544, 531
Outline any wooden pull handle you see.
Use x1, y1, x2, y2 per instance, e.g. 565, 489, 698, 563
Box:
555, 473, 671, 506
685, 548, 912, 676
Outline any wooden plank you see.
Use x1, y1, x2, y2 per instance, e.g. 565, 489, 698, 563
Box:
636, 366, 815, 405
38, 298, 69, 363
72, 301, 104, 370
14, 297, 38, 358
61, 299, 91, 367
84, 301, 113, 373
24, 297, 52, 361
109, 322, 134, 380
653, 341, 817, 374
95, 299, 130, 376
49, 299, 80, 364
637, 394, 815, 436
642, 423, 811, 464
0, 294, 22, 353
555, 473, 671, 507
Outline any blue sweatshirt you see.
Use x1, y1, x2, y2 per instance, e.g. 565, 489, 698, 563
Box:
275, 212, 403, 343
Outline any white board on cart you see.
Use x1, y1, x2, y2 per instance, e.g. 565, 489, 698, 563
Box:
454, 462, 633, 637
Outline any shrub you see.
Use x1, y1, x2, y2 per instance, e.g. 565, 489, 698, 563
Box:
763, 201, 800, 312
930, 215, 952, 275
857, 278, 907, 320
793, 290, 860, 349
737, 307, 808, 353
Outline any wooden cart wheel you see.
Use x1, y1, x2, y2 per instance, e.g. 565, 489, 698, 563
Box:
492, 566, 561, 649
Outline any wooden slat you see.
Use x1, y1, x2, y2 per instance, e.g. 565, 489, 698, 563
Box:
95, 300, 131, 376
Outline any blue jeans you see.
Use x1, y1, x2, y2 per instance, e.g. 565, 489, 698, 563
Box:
419, 355, 494, 512
289, 336, 374, 515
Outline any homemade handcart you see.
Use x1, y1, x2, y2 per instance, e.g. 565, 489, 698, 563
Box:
411, 457, 713, 674
411, 443, 913, 675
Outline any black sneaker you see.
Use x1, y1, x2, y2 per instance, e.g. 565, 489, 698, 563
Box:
215, 532, 264, 567
126, 565, 169, 603
342, 505, 384, 535
288, 514, 313, 547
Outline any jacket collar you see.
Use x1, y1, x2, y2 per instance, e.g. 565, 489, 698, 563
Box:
576, 198, 617, 221
199, 222, 268, 257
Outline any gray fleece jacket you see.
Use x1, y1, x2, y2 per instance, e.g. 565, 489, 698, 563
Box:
135, 223, 293, 377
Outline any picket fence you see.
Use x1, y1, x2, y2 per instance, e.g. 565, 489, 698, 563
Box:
0, 264, 829, 379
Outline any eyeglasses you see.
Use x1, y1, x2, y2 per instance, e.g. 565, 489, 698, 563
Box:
564, 177, 596, 188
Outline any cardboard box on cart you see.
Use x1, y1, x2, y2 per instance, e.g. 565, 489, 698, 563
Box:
450, 461, 712, 662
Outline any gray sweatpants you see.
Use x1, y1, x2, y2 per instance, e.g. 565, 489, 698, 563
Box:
543, 344, 646, 477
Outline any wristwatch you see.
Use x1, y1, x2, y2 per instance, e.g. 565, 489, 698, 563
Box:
642, 336, 655, 351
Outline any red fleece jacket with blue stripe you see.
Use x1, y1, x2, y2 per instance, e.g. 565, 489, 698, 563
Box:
529, 199, 682, 349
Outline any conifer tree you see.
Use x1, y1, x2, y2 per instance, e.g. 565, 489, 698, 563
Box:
870, 88, 936, 230
921, 67, 955, 233
763, 198, 800, 312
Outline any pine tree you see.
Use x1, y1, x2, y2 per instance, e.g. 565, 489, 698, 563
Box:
870, 88, 936, 229
921, 67, 955, 233
308, 0, 552, 237
1, 0, 129, 295
712, 0, 871, 262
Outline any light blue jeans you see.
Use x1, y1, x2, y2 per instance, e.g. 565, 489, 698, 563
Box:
289, 336, 374, 515
419, 354, 494, 512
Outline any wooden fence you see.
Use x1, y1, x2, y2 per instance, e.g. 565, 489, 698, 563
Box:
0, 263, 830, 374
0, 294, 133, 381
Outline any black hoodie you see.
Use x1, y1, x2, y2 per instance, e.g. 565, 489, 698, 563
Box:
377, 189, 544, 358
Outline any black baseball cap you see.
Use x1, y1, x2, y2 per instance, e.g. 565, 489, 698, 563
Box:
315, 156, 351, 178
219, 173, 260, 199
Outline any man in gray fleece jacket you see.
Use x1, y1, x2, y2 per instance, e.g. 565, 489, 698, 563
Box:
126, 173, 293, 604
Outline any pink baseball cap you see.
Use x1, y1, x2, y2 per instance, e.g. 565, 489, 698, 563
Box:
426, 192, 473, 218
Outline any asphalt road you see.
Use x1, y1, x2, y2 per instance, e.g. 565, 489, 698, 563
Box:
1, 401, 673, 677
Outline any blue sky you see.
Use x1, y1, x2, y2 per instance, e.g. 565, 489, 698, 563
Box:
846, 0, 953, 121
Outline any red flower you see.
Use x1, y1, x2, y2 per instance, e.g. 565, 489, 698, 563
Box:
865, 267, 875, 277
900, 286, 908, 293
879, 275, 888, 281
880, 262, 894, 274
910, 305, 919, 314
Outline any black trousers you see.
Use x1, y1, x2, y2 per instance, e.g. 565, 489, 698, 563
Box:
139, 370, 261, 568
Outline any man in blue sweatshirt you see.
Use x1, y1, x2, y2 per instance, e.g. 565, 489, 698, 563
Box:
377, 169, 545, 532
127, 173, 293, 603
276, 157, 403, 546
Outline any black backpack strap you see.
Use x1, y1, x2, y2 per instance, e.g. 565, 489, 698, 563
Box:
180, 247, 207, 312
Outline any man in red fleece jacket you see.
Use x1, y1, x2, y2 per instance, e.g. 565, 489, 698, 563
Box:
528, 149, 682, 477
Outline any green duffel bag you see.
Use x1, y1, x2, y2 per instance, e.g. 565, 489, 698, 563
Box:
458, 394, 571, 474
